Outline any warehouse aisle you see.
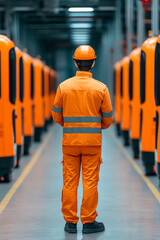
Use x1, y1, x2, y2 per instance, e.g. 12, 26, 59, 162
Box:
0, 125, 160, 240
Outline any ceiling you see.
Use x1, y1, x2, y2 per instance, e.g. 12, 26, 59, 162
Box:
0, 0, 116, 48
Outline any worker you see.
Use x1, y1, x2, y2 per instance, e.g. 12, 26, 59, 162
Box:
52, 45, 113, 234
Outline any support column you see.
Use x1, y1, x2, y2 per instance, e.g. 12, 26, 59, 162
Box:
21, 23, 27, 50
137, 0, 145, 47
5, 7, 12, 38
115, 0, 123, 61
125, 0, 134, 54
12, 12, 20, 47
152, 0, 159, 37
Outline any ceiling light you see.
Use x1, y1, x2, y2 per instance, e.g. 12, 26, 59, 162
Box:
72, 33, 89, 37
72, 36, 90, 40
68, 7, 94, 12
70, 23, 92, 29
72, 38, 90, 42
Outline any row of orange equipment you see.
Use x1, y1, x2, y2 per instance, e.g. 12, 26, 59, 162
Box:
114, 34, 160, 182
0, 35, 56, 182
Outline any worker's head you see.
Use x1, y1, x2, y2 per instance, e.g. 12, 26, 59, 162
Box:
73, 45, 96, 72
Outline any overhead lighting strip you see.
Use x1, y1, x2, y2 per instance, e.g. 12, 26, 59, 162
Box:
68, 7, 94, 12
70, 23, 92, 28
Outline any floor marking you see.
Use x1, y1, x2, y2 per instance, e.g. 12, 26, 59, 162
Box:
0, 129, 53, 215
110, 132, 160, 204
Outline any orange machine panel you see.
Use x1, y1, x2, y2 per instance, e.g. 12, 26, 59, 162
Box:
154, 35, 160, 181
113, 61, 121, 136
44, 65, 51, 131
33, 58, 45, 141
0, 35, 16, 182
49, 69, 56, 123
15, 47, 24, 167
23, 52, 34, 155
129, 48, 141, 158
120, 56, 130, 146
140, 37, 157, 175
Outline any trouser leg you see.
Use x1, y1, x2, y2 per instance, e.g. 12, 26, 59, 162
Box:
61, 146, 81, 224
80, 146, 102, 224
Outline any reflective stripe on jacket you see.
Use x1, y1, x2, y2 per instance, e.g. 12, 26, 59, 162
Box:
52, 71, 113, 146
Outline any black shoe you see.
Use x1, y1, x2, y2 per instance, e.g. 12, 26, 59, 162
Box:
64, 222, 77, 233
83, 221, 105, 234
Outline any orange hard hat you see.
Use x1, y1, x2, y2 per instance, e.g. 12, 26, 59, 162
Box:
73, 45, 97, 60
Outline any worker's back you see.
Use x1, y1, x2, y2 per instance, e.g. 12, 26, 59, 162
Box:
62, 72, 105, 118
52, 71, 113, 146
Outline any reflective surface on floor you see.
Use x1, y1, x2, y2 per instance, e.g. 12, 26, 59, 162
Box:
0, 125, 160, 240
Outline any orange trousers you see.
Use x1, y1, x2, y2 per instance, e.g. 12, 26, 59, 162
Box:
61, 146, 102, 224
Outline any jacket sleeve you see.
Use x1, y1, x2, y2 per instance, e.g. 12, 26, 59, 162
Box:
52, 86, 64, 127
101, 86, 113, 129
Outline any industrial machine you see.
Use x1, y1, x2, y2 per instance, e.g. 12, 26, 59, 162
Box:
154, 35, 160, 183
15, 47, 24, 167
33, 58, 45, 142
0, 35, 16, 182
23, 52, 35, 155
44, 65, 51, 131
129, 48, 141, 158
140, 37, 157, 175
113, 61, 121, 136
120, 56, 130, 146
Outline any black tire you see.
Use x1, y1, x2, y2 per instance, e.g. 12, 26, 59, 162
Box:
141, 151, 156, 176
34, 127, 42, 142
24, 136, 32, 155
116, 123, 121, 136
3, 173, 12, 183
15, 161, 20, 169
24, 150, 29, 155
131, 139, 139, 159
134, 153, 139, 159
17, 145, 22, 162
145, 166, 156, 176
122, 130, 130, 146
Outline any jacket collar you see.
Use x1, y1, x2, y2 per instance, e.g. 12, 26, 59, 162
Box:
76, 71, 92, 78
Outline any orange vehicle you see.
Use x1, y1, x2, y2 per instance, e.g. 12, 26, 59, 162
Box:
140, 37, 157, 175
44, 65, 51, 131
49, 69, 56, 123
23, 52, 35, 155
129, 48, 141, 158
52, 69, 57, 106
0, 35, 16, 182
113, 61, 121, 136
154, 35, 160, 181
33, 58, 45, 141
120, 56, 130, 146
15, 47, 24, 167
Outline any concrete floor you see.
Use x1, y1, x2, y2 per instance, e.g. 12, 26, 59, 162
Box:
0, 124, 160, 240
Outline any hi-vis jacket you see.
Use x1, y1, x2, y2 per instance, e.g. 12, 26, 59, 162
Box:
52, 71, 113, 146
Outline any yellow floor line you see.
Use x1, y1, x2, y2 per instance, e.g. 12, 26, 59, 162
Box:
110, 132, 160, 203
0, 129, 53, 215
